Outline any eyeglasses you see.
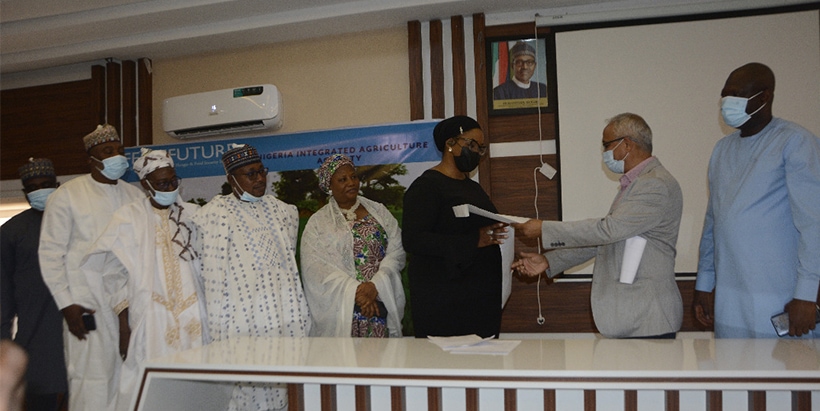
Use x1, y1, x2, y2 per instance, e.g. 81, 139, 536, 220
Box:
234, 167, 268, 180
147, 176, 181, 191
602, 137, 627, 149
513, 59, 536, 68
458, 137, 488, 156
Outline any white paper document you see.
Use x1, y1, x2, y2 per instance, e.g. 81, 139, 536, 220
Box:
452, 204, 528, 308
428, 334, 520, 355
500, 238, 514, 306
620, 236, 647, 284
452, 204, 529, 224
428, 334, 492, 350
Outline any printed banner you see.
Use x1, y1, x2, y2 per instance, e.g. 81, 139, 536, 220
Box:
124, 120, 440, 182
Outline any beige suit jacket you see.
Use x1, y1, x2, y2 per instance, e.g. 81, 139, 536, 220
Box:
543, 157, 683, 338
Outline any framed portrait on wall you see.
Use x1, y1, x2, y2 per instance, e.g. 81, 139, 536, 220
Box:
487, 35, 556, 115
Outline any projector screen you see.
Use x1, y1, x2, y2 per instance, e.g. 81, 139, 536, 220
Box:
554, 9, 820, 274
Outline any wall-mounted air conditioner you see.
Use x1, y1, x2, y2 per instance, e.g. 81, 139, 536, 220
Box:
163, 84, 283, 139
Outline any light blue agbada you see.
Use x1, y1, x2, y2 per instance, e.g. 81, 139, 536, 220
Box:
696, 118, 820, 338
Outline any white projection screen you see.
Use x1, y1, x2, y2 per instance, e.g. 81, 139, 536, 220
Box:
554, 9, 820, 274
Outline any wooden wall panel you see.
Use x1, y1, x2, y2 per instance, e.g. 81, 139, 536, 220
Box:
472, 13, 488, 128
138, 58, 154, 145
489, 155, 559, 221
92, 65, 106, 124
122, 60, 138, 147
1, 60, 151, 180
485, 22, 539, 39
428, 20, 444, 119
502, 280, 597, 333
450, 16, 467, 116
501, 274, 704, 333
472, 13, 492, 196
407, 21, 424, 121
0, 79, 100, 178
489, 113, 557, 143
106, 60, 122, 132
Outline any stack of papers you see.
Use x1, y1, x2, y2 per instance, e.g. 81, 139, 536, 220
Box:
427, 334, 520, 355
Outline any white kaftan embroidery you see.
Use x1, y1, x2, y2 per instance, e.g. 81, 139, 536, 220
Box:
81, 198, 207, 411
191, 194, 311, 411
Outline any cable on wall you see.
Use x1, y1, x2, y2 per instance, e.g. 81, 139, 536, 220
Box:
530, 17, 557, 326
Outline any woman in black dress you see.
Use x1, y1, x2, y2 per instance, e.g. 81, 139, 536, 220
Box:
402, 115, 507, 338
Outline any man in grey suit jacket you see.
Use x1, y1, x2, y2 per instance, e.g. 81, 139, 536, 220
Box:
512, 113, 683, 338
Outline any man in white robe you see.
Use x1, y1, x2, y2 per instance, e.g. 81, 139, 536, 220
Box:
190, 143, 311, 411
39, 125, 144, 411
81, 149, 207, 411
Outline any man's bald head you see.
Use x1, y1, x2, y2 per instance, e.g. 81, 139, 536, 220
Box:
728, 62, 775, 94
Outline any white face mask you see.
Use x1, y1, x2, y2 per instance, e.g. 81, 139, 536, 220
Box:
145, 180, 179, 206
230, 175, 263, 202
26, 188, 56, 211
602, 138, 628, 174
93, 155, 129, 180
721, 90, 765, 128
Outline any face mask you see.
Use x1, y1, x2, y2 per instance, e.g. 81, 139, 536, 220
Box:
453, 146, 482, 172
26, 188, 56, 211
230, 175, 263, 202
146, 180, 179, 206
721, 90, 765, 128
93, 155, 129, 180
602, 139, 628, 174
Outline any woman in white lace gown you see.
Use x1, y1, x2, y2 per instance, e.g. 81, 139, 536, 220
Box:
300, 154, 406, 337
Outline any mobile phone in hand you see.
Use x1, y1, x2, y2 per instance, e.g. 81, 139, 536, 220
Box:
82, 313, 97, 331
771, 305, 820, 337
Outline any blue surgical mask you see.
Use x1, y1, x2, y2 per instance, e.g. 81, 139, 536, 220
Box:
602, 139, 628, 174
720, 90, 765, 128
230, 175, 263, 203
26, 188, 56, 211
239, 191, 262, 203
93, 155, 129, 180
145, 180, 179, 206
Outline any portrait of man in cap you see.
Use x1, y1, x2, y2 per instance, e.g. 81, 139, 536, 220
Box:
490, 39, 550, 111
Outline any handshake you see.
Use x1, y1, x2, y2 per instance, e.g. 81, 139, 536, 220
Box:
457, 204, 549, 277
480, 218, 550, 277
509, 218, 550, 277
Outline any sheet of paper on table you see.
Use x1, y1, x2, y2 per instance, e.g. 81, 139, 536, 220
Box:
428, 334, 521, 355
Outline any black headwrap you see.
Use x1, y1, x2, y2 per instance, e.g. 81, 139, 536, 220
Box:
432, 115, 481, 152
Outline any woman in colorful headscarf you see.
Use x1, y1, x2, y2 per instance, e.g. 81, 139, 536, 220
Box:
300, 154, 406, 337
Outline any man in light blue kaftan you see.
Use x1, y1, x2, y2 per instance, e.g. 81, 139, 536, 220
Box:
693, 63, 820, 338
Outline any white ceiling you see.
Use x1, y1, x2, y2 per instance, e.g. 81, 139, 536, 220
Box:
0, 0, 813, 75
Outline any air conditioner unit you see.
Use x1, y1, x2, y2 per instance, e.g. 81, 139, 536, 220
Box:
163, 84, 283, 139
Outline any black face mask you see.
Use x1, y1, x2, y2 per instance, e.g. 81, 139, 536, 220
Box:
454, 147, 481, 172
